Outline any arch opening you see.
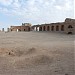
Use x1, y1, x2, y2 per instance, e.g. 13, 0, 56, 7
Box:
68, 25, 73, 28
51, 26, 54, 31
24, 29, 25, 31
56, 26, 59, 31
18, 29, 21, 31
47, 26, 50, 31
39, 27, 42, 31
61, 25, 64, 31
67, 25, 73, 34
68, 32, 72, 34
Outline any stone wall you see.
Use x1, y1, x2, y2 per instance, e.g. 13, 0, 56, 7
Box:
9, 18, 75, 34
10, 26, 30, 32
33, 18, 75, 34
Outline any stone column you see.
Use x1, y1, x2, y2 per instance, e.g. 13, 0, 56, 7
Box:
45, 26, 47, 31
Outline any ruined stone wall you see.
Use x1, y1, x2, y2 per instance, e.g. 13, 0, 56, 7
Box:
10, 26, 30, 32
9, 18, 75, 34
64, 18, 75, 34
33, 18, 75, 34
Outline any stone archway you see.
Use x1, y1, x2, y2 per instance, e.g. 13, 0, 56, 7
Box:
39, 27, 42, 31
47, 26, 50, 31
56, 25, 59, 31
68, 25, 73, 28
68, 25, 73, 34
51, 26, 54, 31
18, 29, 21, 32
61, 25, 64, 31
24, 29, 25, 31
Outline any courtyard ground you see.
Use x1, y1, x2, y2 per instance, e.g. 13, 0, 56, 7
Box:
0, 31, 75, 75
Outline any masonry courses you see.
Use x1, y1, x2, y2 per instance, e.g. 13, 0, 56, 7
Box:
8, 18, 75, 34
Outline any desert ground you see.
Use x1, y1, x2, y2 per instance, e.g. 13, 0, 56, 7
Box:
0, 31, 75, 75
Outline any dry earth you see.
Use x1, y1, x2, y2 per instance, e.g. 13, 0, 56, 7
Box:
0, 31, 75, 75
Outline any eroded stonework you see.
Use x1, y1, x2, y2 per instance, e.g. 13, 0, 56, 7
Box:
32, 18, 75, 34
10, 23, 31, 32
9, 18, 75, 34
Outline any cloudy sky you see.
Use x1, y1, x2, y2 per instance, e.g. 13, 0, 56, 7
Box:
0, 0, 74, 30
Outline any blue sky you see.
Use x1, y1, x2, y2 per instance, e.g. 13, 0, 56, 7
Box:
0, 0, 74, 30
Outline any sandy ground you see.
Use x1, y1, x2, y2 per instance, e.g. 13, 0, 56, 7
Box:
0, 31, 75, 75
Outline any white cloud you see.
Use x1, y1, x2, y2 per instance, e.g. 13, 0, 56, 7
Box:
64, 0, 73, 11
55, 5, 62, 10
12, 1, 21, 10
0, 0, 13, 6
0, 7, 8, 13
55, 0, 73, 11
0, 0, 74, 24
